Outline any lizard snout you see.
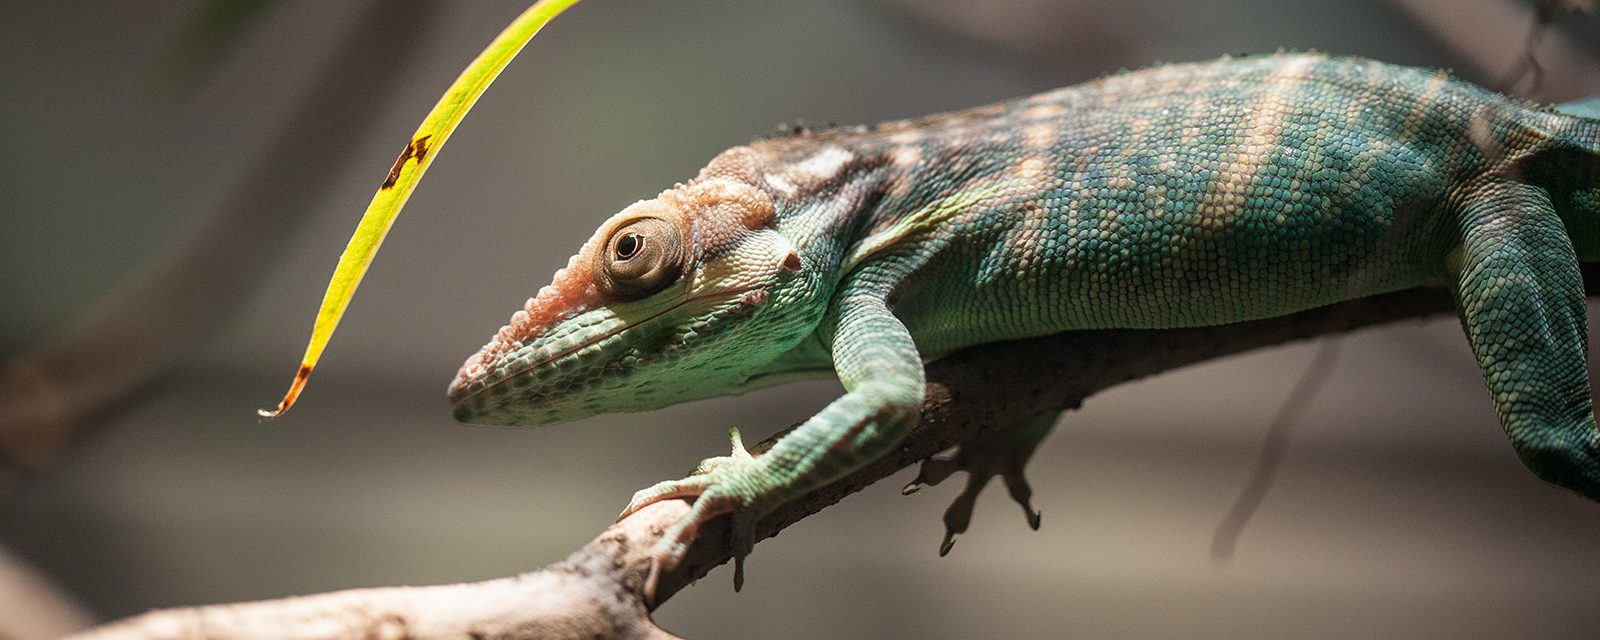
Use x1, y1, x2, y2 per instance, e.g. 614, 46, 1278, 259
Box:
446, 349, 492, 406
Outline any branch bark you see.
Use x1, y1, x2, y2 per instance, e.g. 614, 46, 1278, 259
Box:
69, 266, 1600, 639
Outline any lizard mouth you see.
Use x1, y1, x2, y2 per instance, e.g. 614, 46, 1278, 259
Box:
447, 285, 761, 410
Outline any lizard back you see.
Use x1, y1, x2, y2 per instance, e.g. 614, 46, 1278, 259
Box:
750, 53, 1581, 358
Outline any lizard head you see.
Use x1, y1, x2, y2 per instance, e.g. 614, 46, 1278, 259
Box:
447, 148, 822, 426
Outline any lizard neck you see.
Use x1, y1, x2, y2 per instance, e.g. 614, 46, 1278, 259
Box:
741, 138, 901, 278
747, 124, 1025, 277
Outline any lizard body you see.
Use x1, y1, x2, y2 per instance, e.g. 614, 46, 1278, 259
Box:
446, 52, 1600, 593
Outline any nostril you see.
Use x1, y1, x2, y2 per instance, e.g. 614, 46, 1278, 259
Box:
448, 360, 485, 403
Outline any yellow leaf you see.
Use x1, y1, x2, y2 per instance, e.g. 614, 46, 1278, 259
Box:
260, 0, 583, 418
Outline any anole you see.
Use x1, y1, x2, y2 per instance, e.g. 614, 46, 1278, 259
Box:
442, 52, 1600, 596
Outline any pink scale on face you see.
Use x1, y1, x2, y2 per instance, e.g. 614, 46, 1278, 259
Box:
449, 251, 601, 400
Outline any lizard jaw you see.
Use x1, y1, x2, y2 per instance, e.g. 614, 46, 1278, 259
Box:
447, 285, 765, 425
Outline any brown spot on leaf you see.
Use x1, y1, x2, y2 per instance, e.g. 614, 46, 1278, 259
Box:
412, 134, 431, 162
380, 134, 433, 190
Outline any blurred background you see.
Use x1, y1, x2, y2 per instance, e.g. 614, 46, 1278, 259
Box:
3, 1, 1600, 638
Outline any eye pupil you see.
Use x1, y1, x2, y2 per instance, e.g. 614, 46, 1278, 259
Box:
592, 216, 684, 300
615, 233, 642, 259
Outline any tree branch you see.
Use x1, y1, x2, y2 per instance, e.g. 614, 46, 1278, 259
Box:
69, 266, 1600, 639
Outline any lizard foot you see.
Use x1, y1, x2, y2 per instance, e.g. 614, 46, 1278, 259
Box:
901, 412, 1056, 555
619, 428, 763, 601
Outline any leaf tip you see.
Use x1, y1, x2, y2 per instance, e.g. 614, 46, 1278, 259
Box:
258, 363, 313, 419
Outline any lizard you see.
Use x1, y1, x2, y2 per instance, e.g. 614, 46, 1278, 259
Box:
443, 52, 1600, 597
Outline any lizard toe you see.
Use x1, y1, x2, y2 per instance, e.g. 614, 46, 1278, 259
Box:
633, 428, 770, 599
618, 476, 713, 521
620, 428, 761, 521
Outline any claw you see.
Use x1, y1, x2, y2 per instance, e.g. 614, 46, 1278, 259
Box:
620, 429, 759, 522
628, 427, 768, 602
640, 489, 740, 603
618, 477, 711, 521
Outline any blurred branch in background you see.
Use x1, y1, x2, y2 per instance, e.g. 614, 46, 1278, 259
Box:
1386, 0, 1600, 101
864, 0, 1599, 101
0, 0, 438, 486
147, 0, 276, 103
64, 267, 1600, 640
0, 546, 95, 640
858, 0, 1156, 77
0, 5, 438, 636
1493, 0, 1595, 95
1210, 337, 1342, 560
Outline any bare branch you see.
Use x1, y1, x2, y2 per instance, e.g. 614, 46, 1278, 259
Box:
69, 266, 1600, 639
72, 502, 690, 640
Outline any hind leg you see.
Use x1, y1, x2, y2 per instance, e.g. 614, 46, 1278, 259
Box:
1451, 181, 1600, 500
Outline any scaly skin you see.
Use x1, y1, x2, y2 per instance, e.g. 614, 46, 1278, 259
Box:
446, 53, 1600, 597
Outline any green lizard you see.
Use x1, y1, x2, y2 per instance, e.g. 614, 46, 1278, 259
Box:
445, 52, 1600, 595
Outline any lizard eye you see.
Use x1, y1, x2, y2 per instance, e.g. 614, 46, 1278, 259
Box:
593, 216, 687, 301
615, 233, 643, 260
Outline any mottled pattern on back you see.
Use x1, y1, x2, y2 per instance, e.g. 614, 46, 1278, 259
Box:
753, 53, 1558, 356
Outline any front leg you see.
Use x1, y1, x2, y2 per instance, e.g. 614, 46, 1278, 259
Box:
620, 266, 925, 599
